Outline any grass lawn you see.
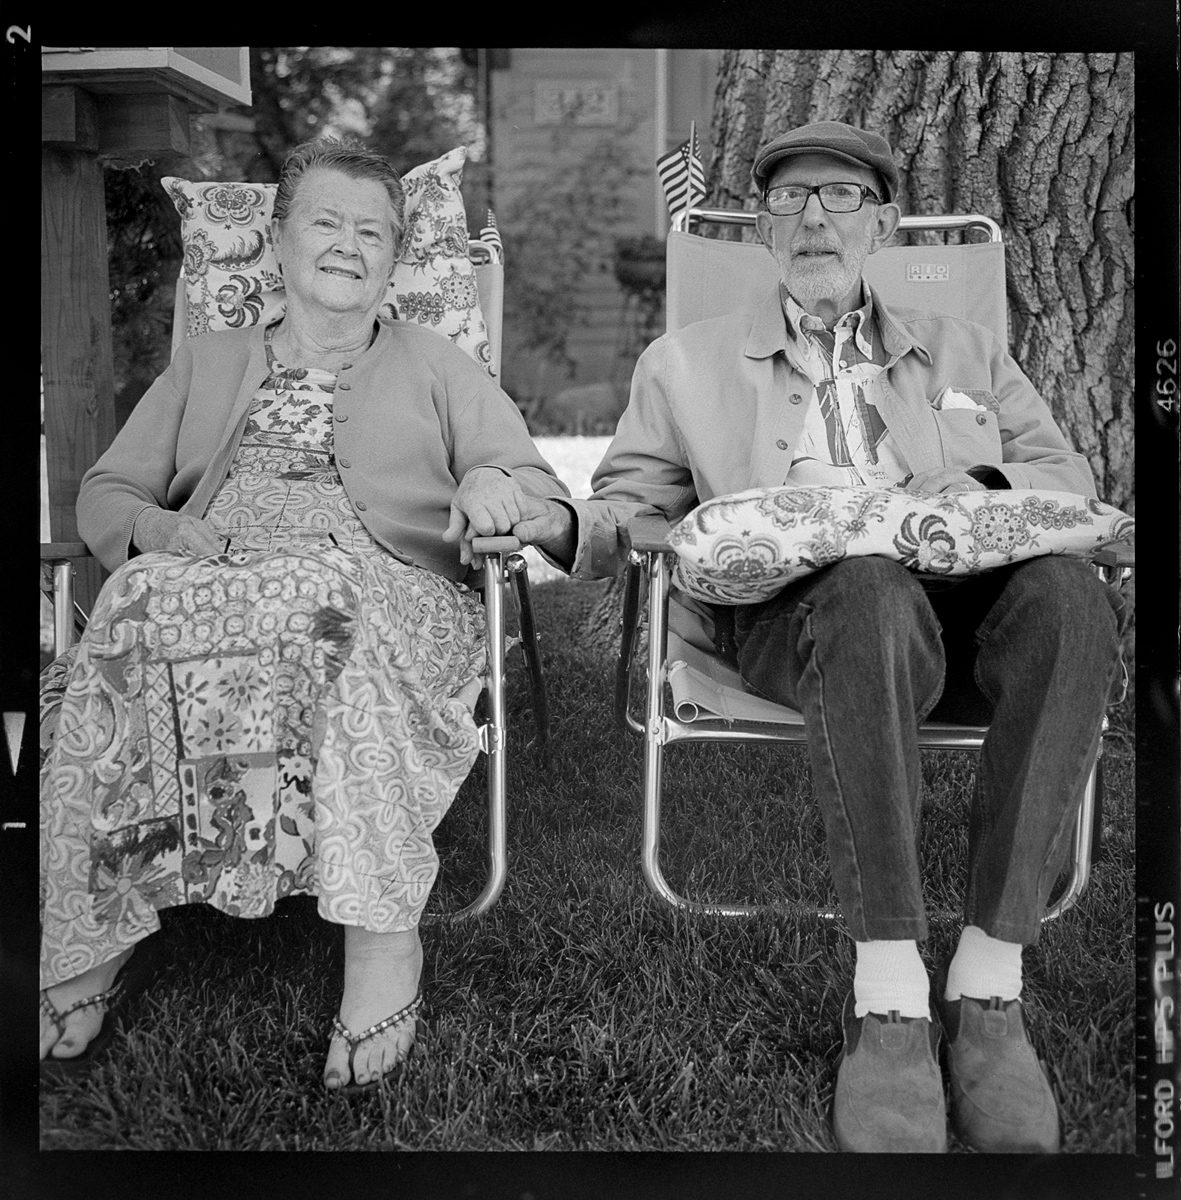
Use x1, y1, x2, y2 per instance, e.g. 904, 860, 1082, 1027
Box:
37, 573, 1135, 1156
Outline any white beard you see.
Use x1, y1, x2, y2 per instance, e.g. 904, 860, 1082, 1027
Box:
784, 246, 867, 310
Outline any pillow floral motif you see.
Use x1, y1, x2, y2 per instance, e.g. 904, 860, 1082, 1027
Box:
162, 146, 493, 372
667, 485, 1135, 605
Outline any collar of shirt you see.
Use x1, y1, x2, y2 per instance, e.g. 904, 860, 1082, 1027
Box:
744, 279, 933, 367
780, 282, 875, 361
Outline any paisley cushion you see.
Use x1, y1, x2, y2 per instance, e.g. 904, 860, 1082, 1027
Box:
667, 485, 1135, 605
163, 146, 493, 372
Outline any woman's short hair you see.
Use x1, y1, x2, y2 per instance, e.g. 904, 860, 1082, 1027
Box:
273, 136, 406, 248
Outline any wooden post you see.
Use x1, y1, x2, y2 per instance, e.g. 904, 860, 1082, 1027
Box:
41, 86, 117, 612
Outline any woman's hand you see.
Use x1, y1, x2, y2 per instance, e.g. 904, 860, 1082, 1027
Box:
444, 468, 532, 567
132, 508, 224, 556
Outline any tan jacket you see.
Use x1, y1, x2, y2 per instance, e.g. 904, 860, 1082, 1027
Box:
565, 282, 1096, 579
78, 321, 569, 584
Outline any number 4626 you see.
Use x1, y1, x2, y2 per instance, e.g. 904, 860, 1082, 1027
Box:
1158, 339, 1177, 412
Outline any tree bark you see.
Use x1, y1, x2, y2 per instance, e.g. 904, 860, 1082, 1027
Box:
708, 50, 1134, 513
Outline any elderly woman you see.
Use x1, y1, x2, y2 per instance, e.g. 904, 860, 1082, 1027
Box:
38, 137, 569, 1091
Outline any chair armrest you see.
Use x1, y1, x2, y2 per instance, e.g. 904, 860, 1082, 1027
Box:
624, 515, 675, 555
471, 536, 521, 555
1092, 542, 1134, 569
40, 542, 91, 560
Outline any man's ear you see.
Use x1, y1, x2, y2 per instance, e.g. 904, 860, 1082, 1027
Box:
755, 209, 776, 256
868, 202, 902, 254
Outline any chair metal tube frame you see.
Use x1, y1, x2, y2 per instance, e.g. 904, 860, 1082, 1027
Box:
671, 206, 1004, 243
624, 541, 1100, 924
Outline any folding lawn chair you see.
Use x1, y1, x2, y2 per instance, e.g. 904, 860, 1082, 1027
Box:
615, 206, 1134, 921
40, 236, 544, 921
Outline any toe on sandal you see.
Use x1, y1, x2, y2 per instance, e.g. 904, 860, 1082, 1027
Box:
328, 988, 424, 1095
39, 938, 159, 1080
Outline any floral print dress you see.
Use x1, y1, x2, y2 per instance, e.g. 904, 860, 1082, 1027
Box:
39, 332, 486, 987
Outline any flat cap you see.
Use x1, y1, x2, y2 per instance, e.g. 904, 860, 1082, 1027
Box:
751, 120, 899, 202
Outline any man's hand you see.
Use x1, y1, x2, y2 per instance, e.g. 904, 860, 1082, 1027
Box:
444, 467, 534, 567
512, 498, 575, 566
904, 468, 988, 495
132, 508, 224, 556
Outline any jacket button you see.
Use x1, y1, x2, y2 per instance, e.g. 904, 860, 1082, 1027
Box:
776, 439, 789, 450
788, 393, 803, 405
976, 413, 987, 425
355, 500, 367, 511
334, 412, 348, 422
338, 457, 351, 469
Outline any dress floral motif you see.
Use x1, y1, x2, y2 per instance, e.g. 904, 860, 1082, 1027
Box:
40, 337, 486, 987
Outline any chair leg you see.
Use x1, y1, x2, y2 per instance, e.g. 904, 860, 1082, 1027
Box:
638, 552, 780, 919
507, 553, 549, 757
634, 552, 1097, 925
442, 550, 510, 922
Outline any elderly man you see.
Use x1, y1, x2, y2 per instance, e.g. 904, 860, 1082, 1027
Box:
507, 120, 1124, 1153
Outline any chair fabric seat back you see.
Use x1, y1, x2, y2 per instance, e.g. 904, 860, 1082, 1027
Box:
171, 252, 505, 381
666, 218, 1007, 341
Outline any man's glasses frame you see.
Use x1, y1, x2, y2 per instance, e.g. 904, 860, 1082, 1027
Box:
763, 182, 882, 217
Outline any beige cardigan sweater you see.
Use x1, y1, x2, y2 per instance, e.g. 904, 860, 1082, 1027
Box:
78, 321, 568, 584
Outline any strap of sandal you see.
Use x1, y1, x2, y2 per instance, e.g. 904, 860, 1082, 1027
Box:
331, 988, 423, 1052
39, 979, 124, 1035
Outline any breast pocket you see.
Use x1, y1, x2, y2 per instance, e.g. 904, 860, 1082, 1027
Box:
931, 406, 1004, 469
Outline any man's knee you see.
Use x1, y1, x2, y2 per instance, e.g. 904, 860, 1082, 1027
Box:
805, 557, 932, 630
994, 556, 1120, 639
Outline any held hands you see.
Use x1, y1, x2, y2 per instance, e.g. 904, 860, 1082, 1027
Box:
903, 468, 988, 495
132, 508, 224, 556
444, 467, 574, 568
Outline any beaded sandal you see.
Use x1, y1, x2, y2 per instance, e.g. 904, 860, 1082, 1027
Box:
328, 988, 424, 1094
39, 940, 158, 1079
40, 982, 129, 1080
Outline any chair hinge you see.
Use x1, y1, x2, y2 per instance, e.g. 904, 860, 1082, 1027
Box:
478, 722, 502, 755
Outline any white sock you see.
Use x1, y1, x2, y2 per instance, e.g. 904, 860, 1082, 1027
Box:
853, 940, 930, 1019
944, 925, 1024, 1002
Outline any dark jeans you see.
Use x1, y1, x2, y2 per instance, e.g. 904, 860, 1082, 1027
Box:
733, 556, 1124, 944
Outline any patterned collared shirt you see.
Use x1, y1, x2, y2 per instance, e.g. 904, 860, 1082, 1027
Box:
780, 284, 909, 487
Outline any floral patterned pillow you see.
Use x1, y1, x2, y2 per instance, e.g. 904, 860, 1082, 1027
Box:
667, 485, 1135, 605
162, 146, 493, 373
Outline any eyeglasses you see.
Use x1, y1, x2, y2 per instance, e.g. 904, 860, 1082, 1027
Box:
764, 182, 882, 216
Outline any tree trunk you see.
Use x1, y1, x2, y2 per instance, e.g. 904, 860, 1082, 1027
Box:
581, 51, 1134, 643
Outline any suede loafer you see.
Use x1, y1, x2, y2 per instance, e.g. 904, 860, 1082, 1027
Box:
939, 994, 1060, 1153
832, 994, 948, 1153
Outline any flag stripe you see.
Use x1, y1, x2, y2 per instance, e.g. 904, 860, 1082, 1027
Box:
657, 130, 707, 220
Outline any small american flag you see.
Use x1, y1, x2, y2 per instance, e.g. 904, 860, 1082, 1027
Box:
656, 123, 707, 222
478, 209, 504, 263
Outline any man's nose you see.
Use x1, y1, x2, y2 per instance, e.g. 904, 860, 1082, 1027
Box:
800, 191, 828, 225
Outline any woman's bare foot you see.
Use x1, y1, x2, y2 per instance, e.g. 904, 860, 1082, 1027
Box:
39, 947, 133, 1061
323, 926, 423, 1090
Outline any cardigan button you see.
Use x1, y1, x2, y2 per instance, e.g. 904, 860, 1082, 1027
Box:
355, 500, 367, 511
338, 457, 351, 469
333, 412, 348, 422
788, 393, 803, 405
338, 382, 351, 390
776, 439, 789, 450
976, 413, 987, 425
